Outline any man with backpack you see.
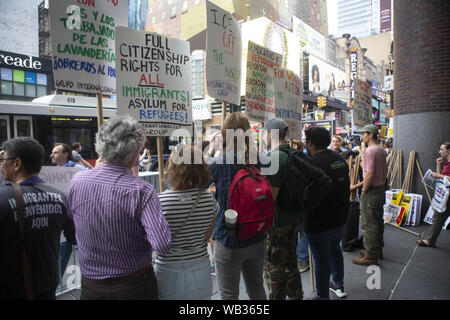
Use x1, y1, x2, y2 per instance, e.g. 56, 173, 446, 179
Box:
304, 127, 350, 299
261, 118, 303, 300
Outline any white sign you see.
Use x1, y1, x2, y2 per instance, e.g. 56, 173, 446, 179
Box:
192, 99, 212, 121
384, 75, 393, 91
352, 79, 373, 128
0, 166, 82, 193
115, 27, 192, 137
245, 41, 282, 123
274, 68, 303, 140
206, 1, 242, 105
49, 0, 128, 95
240, 17, 301, 96
293, 16, 326, 60
39, 166, 82, 194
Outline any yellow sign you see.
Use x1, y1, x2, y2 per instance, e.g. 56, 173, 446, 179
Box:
380, 126, 387, 138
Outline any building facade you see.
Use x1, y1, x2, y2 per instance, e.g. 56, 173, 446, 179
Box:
336, 0, 391, 39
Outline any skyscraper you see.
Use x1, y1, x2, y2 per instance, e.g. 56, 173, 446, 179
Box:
336, 0, 391, 38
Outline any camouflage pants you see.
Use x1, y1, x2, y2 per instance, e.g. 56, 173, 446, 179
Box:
264, 223, 303, 300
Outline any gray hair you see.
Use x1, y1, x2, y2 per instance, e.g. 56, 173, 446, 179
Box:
95, 115, 145, 165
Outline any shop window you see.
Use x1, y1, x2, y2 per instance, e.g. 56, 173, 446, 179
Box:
1, 81, 13, 95
25, 71, 37, 84
13, 82, 25, 96
37, 85, 47, 97
37, 73, 47, 85
13, 70, 25, 83
1, 68, 13, 81
25, 84, 36, 97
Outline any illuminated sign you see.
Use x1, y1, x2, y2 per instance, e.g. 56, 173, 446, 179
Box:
349, 47, 358, 106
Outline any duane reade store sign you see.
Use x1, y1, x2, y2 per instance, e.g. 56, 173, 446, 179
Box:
0, 52, 44, 70
0, 50, 52, 72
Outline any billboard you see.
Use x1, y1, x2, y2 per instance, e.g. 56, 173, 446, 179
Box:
380, 0, 392, 33
292, 16, 326, 60
308, 55, 347, 102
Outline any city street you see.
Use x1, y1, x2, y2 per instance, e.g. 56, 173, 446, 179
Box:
57, 222, 450, 301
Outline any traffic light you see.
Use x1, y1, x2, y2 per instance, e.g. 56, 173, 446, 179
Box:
317, 96, 327, 107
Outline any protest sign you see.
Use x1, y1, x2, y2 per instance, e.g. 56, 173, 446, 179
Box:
352, 79, 373, 129
245, 41, 282, 123
273, 68, 303, 140
192, 99, 212, 121
206, 1, 242, 105
422, 169, 437, 189
39, 166, 83, 193
115, 27, 192, 137
49, 0, 127, 95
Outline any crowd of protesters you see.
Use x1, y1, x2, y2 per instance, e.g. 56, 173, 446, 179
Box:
0, 112, 447, 301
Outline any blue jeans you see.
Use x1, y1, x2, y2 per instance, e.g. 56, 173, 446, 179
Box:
154, 257, 212, 300
59, 241, 73, 277
296, 233, 309, 261
305, 226, 345, 299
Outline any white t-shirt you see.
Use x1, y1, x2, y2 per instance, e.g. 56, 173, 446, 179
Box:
156, 188, 218, 264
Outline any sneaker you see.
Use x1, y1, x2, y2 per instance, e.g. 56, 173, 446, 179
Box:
210, 263, 216, 276
329, 281, 347, 298
297, 259, 310, 273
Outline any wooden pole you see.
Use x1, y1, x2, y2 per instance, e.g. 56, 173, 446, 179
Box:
415, 158, 433, 203
96, 93, 104, 129
157, 136, 165, 192
222, 101, 227, 123
308, 246, 315, 292
387, 223, 420, 236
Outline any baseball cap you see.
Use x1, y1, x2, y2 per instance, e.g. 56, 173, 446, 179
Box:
357, 124, 379, 135
263, 118, 288, 132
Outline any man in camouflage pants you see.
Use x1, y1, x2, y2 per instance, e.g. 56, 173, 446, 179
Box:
262, 119, 303, 300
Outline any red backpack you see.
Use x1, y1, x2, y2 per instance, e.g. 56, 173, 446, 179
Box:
228, 167, 274, 239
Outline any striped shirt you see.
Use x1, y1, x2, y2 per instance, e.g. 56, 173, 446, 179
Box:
156, 189, 218, 264
66, 162, 171, 279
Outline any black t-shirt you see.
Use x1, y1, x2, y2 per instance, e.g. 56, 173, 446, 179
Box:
0, 177, 76, 299
303, 150, 350, 234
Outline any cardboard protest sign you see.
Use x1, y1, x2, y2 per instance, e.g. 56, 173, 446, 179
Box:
39, 166, 83, 193
245, 41, 282, 123
115, 27, 192, 137
396, 194, 412, 226
352, 79, 373, 129
49, 0, 127, 95
206, 1, 242, 105
273, 68, 303, 140
383, 203, 403, 224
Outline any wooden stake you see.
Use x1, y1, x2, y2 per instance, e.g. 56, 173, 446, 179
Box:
222, 101, 227, 123
387, 223, 420, 236
157, 136, 165, 192
96, 93, 104, 129
308, 246, 315, 292
416, 158, 433, 203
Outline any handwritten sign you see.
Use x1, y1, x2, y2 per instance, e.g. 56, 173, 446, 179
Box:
352, 79, 372, 128
274, 68, 303, 140
206, 1, 242, 105
245, 41, 282, 123
49, 0, 127, 95
115, 27, 192, 137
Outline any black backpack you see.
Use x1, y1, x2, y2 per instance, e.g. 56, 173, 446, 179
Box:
276, 146, 333, 212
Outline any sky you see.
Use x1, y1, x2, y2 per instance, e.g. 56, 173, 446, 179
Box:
327, 0, 339, 37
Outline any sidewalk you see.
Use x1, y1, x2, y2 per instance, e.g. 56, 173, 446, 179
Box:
57, 223, 450, 300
